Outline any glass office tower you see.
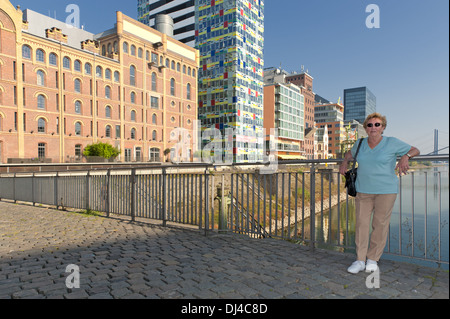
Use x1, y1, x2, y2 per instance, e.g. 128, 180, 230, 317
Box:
343, 87, 376, 124
196, 0, 265, 163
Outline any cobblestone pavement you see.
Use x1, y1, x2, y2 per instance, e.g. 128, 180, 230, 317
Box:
0, 201, 448, 300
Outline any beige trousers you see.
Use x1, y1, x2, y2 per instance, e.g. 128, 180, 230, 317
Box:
355, 193, 397, 262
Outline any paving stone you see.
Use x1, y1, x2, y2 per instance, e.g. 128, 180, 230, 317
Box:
0, 200, 448, 300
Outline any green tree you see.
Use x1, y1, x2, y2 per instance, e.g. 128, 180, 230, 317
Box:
83, 142, 120, 159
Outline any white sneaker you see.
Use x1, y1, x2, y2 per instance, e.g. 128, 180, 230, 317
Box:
347, 261, 365, 274
366, 259, 378, 272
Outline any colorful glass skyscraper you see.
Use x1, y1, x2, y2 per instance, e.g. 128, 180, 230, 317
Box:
139, 0, 265, 163
196, 0, 265, 163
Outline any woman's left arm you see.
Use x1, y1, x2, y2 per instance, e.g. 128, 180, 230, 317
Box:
396, 146, 420, 176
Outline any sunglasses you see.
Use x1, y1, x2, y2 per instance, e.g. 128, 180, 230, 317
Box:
367, 123, 382, 128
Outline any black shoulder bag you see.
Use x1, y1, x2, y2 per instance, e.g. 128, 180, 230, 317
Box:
345, 139, 364, 197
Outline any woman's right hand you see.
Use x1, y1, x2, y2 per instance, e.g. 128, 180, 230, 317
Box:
339, 161, 348, 175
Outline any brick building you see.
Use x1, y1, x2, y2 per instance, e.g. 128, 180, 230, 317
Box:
0, 0, 199, 163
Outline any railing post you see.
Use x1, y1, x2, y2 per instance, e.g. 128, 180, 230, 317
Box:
310, 162, 316, 249
85, 171, 90, 211
106, 169, 111, 218
161, 168, 167, 227
54, 172, 59, 209
130, 168, 136, 222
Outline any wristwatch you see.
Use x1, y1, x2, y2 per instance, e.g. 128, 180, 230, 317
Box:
406, 153, 412, 159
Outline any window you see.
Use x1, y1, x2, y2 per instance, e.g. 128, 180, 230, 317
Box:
38, 118, 46, 133
96, 66, 102, 77
130, 45, 136, 56
105, 125, 111, 138
105, 86, 111, 99
131, 128, 136, 140
151, 96, 159, 109
171, 60, 175, 70
105, 68, 111, 80
152, 130, 157, 141
75, 122, 82, 136
37, 70, 45, 86
152, 114, 157, 124
114, 71, 120, 82
38, 143, 46, 159
105, 106, 111, 118
130, 110, 136, 122
170, 78, 175, 96
130, 92, 136, 104
75, 101, 82, 114
49, 53, 57, 66
151, 73, 157, 91
149, 148, 160, 162
37, 95, 46, 109
22, 45, 31, 59
74, 60, 81, 72
85, 63, 92, 75
74, 79, 81, 93
138, 48, 143, 58
115, 125, 121, 138
36, 49, 45, 63
187, 83, 191, 100
177, 63, 180, 72
165, 59, 169, 67
63, 57, 71, 69
130, 65, 136, 86
123, 42, 128, 53
75, 144, 82, 158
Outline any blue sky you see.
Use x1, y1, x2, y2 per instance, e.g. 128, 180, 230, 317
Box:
12, 0, 449, 155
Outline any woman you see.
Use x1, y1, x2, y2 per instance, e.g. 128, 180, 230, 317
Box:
339, 113, 420, 274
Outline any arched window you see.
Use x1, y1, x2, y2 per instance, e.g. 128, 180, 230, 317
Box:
131, 128, 136, 140
22, 45, 31, 59
130, 45, 136, 56
187, 83, 191, 100
123, 42, 129, 54
63, 57, 71, 69
105, 69, 111, 80
151, 73, 157, 91
85, 63, 92, 75
114, 71, 120, 83
105, 86, 111, 99
170, 78, 175, 96
37, 118, 46, 133
130, 92, 136, 104
130, 65, 136, 86
152, 130, 157, 141
165, 59, 170, 68
171, 60, 175, 70
37, 70, 45, 86
105, 125, 112, 138
37, 94, 46, 109
36, 49, 45, 63
75, 100, 82, 114
105, 105, 111, 118
96, 66, 103, 77
75, 122, 82, 136
152, 114, 157, 124
49, 53, 57, 66
74, 79, 81, 93
130, 110, 136, 122
74, 60, 81, 72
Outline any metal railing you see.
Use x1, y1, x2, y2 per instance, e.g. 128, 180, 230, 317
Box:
0, 155, 448, 267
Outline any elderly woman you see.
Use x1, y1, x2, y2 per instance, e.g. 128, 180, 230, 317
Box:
339, 113, 420, 274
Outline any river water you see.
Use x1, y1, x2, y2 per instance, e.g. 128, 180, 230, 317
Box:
307, 166, 449, 269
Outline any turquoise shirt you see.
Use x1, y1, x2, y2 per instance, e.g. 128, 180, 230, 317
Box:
351, 136, 411, 194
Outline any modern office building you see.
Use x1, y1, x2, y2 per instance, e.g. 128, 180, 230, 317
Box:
141, 0, 265, 163
264, 81, 305, 160
285, 69, 315, 159
138, 0, 196, 47
343, 86, 376, 124
0, 0, 199, 163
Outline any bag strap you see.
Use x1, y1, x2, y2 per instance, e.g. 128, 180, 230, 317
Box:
352, 139, 364, 170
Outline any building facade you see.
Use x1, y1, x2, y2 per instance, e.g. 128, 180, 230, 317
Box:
264, 82, 305, 160
0, 0, 199, 164
343, 86, 376, 124
285, 70, 315, 159
138, 0, 196, 47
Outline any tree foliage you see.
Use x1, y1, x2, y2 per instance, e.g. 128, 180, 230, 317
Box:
82, 142, 120, 159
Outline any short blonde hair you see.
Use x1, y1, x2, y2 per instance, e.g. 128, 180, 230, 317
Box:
363, 113, 387, 129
